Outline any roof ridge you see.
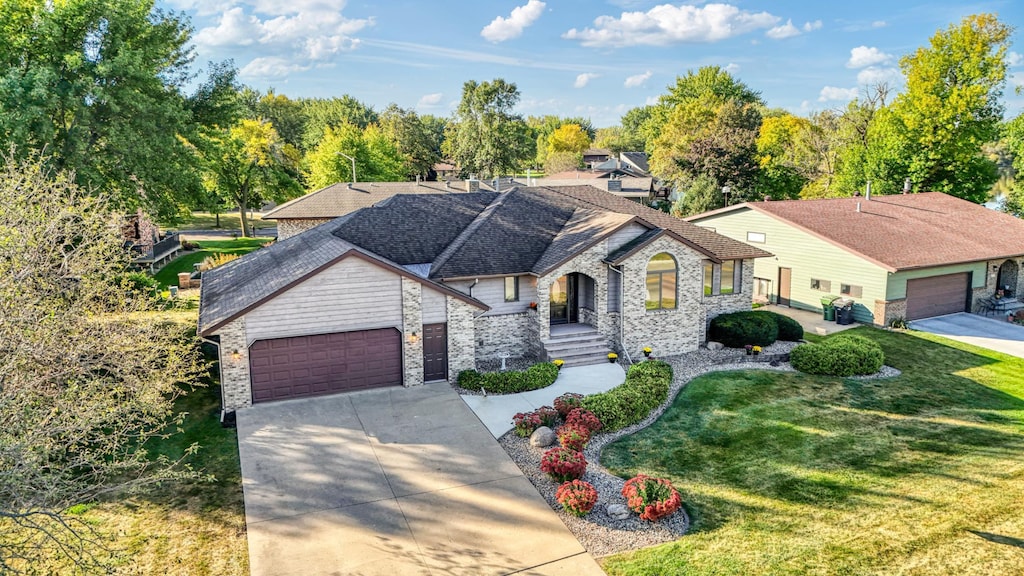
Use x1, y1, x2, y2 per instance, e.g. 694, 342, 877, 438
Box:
262, 183, 339, 218
429, 189, 515, 277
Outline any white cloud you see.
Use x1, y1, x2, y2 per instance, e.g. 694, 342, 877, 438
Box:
1008, 52, 1023, 67
818, 86, 858, 102
803, 20, 822, 32
847, 46, 892, 69
625, 70, 652, 88
240, 57, 311, 79
481, 0, 546, 43
193, 7, 261, 47
725, 62, 740, 73
574, 73, 599, 88
872, 20, 887, 28
645, 96, 659, 105
563, 3, 780, 48
417, 93, 443, 108
766, 19, 800, 40
856, 66, 900, 86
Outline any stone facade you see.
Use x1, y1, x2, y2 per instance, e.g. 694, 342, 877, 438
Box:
401, 277, 424, 387
446, 296, 477, 381
700, 258, 756, 341
537, 242, 612, 342
873, 298, 907, 327
276, 218, 333, 240
218, 317, 252, 411
474, 312, 540, 361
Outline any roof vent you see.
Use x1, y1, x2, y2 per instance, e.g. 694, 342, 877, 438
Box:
903, 178, 911, 194
865, 180, 872, 200
856, 201, 862, 213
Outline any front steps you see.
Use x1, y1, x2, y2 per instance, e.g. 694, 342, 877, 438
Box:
542, 326, 614, 368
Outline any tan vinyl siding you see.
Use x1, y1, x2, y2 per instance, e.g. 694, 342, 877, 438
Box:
606, 222, 650, 254
422, 286, 447, 324
446, 276, 538, 315
245, 257, 403, 343
692, 207, 888, 323
887, 262, 987, 300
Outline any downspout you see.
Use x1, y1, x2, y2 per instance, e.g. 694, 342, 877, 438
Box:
608, 264, 632, 364
201, 335, 233, 426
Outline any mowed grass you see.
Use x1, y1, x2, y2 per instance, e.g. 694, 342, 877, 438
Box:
160, 211, 276, 231
153, 238, 267, 288
601, 327, 1024, 575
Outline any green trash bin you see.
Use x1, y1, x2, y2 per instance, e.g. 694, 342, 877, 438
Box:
821, 295, 840, 321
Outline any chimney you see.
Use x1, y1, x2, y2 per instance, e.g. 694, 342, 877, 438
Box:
903, 178, 911, 194
607, 179, 622, 192
466, 177, 480, 193
865, 181, 872, 200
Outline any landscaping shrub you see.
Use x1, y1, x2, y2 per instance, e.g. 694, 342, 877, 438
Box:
553, 392, 584, 418
555, 480, 598, 517
540, 447, 587, 482
557, 423, 590, 451
759, 311, 804, 341
579, 360, 672, 431
565, 408, 602, 434
512, 406, 558, 437
622, 474, 683, 521
535, 405, 559, 428
199, 252, 239, 271
708, 311, 779, 347
456, 362, 559, 394
790, 333, 884, 376
119, 271, 158, 295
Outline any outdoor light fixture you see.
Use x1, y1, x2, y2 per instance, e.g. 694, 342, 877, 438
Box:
231, 349, 242, 362
407, 331, 420, 344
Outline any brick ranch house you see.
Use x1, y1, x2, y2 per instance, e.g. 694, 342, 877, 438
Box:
199, 185, 770, 412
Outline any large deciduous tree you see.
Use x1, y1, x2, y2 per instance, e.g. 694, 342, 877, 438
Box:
0, 155, 204, 572
304, 122, 406, 189
300, 95, 378, 151
443, 79, 535, 178
379, 104, 442, 179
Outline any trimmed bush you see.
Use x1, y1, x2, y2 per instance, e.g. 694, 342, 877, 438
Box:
540, 447, 587, 482
512, 406, 559, 437
579, 360, 672, 431
557, 423, 591, 451
555, 480, 598, 517
622, 474, 683, 521
790, 333, 884, 376
456, 362, 559, 394
708, 311, 778, 347
760, 311, 804, 341
565, 408, 603, 435
553, 392, 584, 418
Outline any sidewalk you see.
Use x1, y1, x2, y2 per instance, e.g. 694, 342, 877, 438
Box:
461, 362, 626, 438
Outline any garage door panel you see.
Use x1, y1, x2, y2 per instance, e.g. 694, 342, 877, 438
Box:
906, 273, 969, 320
249, 328, 402, 403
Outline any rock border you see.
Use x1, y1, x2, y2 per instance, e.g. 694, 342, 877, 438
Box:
498, 341, 900, 557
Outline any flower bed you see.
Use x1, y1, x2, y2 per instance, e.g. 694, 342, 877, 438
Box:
556, 480, 598, 517
622, 474, 683, 521
557, 423, 591, 451
540, 447, 587, 482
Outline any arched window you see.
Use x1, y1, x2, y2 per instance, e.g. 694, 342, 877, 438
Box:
646, 253, 677, 310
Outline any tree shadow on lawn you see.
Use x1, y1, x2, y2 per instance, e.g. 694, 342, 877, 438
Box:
601, 328, 1024, 532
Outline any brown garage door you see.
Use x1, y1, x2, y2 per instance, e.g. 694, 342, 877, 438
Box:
249, 328, 402, 403
905, 273, 969, 320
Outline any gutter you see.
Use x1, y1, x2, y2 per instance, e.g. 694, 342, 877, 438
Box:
607, 264, 632, 364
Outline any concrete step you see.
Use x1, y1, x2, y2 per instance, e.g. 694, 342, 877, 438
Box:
545, 343, 613, 358
560, 355, 617, 368
545, 330, 605, 342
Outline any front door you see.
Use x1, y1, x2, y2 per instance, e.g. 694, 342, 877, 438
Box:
778, 267, 792, 307
422, 323, 448, 381
550, 274, 578, 325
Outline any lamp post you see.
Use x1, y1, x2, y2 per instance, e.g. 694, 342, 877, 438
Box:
336, 152, 357, 183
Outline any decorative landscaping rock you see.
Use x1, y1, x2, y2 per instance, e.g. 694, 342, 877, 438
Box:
606, 504, 631, 520
529, 426, 556, 447
706, 341, 724, 351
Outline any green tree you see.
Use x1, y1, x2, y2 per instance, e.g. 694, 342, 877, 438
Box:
544, 151, 583, 174
547, 124, 592, 156
660, 65, 762, 108
0, 154, 204, 571
889, 13, 1011, 202
1002, 112, 1024, 218
198, 119, 302, 236
379, 104, 441, 179
756, 114, 814, 200
300, 95, 378, 151
443, 79, 535, 177
0, 0, 225, 220
253, 89, 307, 151
671, 174, 722, 217
304, 122, 405, 189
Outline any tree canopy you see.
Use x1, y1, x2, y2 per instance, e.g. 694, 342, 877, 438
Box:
443, 79, 535, 178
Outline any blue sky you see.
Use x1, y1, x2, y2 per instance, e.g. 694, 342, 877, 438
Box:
162, 0, 1024, 127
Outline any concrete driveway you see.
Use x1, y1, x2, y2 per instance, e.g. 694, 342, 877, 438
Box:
910, 312, 1024, 358
236, 382, 605, 576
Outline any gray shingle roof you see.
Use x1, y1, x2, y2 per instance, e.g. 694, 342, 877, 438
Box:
262, 180, 494, 220
532, 209, 635, 274
605, 228, 664, 264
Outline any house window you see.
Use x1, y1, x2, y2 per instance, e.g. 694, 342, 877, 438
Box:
703, 262, 714, 296
746, 231, 766, 243
704, 260, 743, 296
646, 253, 677, 310
810, 278, 831, 292
840, 283, 862, 298
721, 261, 735, 294
504, 276, 519, 302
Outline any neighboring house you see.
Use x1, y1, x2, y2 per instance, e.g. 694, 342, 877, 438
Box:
521, 175, 655, 204
262, 179, 495, 239
433, 161, 457, 180
199, 185, 770, 411
582, 148, 612, 166
687, 192, 1024, 325
123, 209, 180, 273
619, 151, 650, 174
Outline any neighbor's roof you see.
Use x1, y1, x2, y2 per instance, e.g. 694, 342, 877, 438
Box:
688, 192, 1024, 271
528, 176, 653, 196
620, 152, 650, 173
200, 185, 770, 334
261, 180, 494, 220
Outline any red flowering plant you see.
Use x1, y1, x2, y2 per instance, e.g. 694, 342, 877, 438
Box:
512, 411, 543, 437
621, 474, 683, 521
553, 392, 584, 418
557, 423, 591, 451
565, 408, 603, 435
540, 447, 587, 482
555, 480, 598, 517
535, 405, 559, 428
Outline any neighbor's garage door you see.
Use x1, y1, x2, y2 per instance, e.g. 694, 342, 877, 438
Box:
905, 273, 969, 320
249, 328, 402, 403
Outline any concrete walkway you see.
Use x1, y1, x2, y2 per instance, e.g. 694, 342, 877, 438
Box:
237, 383, 606, 576
461, 363, 626, 438
759, 304, 862, 336
911, 312, 1024, 358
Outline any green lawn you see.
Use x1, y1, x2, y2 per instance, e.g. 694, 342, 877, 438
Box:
154, 238, 267, 288
160, 211, 277, 232
601, 327, 1024, 575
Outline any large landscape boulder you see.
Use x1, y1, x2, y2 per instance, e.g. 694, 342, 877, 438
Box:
529, 426, 556, 447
